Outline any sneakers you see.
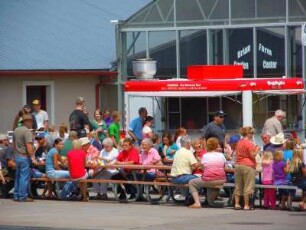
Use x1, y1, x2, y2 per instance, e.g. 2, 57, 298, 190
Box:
118, 192, 128, 203
19, 197, 34, 202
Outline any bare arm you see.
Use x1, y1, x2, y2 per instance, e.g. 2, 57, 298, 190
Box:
44, 120, 49, 131
7, 159, 16, 169
191, 162, 200, 171
249, 145, 260, 158
115, 160, 135, 165
53, 153, 64, 170
26, 142, 36, 164
0, 170, 5, 184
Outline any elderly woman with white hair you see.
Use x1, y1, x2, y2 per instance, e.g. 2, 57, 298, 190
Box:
92, 137, 119, 200
139, 138, 162, 181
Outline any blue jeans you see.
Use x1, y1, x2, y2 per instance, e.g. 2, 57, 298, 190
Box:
46, 170, 70, 179
136, 172, 156, 181
14, 155, 31, 201
172, 174, 197, 198
172, 174, 197, 184
31, 168, 44, 178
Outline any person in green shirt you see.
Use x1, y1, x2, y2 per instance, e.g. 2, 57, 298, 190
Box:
108, 111, 120, 148
60, 131, 78, 157
90, 109, 107, 143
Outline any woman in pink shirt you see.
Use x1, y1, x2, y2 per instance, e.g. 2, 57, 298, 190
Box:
234, 126, 260, 210
188, 137, 226, 208
140, 138, 162, 181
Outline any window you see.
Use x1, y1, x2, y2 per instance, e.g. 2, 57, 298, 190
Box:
288, 26, 303, 77
179, 30, 207, 77
228, 28, 253, 77
149, 31, 177, 77
257, 27, 285, 78
126, 32, 147, 77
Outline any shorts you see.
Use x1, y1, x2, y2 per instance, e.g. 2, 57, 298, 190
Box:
234, 164, 255, 196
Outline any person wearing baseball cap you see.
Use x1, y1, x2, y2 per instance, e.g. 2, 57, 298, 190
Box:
32, 99, 49, 131
202, 110, 227, 150
13, 114, 36, 202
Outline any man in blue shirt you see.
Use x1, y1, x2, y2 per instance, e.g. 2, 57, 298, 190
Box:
128, 107, 147, 146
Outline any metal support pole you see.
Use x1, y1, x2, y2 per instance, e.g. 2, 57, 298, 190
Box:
242, 90, 253, 127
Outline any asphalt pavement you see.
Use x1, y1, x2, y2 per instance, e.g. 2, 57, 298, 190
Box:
0, 198, 305, 230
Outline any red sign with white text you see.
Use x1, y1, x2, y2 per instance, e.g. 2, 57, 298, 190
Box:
125, 78, 304, 92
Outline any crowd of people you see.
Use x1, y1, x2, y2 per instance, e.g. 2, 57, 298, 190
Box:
0, 97, 306, 211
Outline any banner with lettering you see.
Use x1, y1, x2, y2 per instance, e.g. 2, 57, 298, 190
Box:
257, 28, 285, 78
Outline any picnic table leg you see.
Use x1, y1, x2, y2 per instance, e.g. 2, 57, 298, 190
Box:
287, 192, 293, 211
53, 181, 62, 199
227, 187, 234, 206
258, 188, 262, 207
165, 186, 172, 202
133, 170, 147, 201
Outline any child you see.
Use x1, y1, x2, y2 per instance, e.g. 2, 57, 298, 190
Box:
261, 151, 276, 209
289, 149, 306, 210
273, 150, 290, 209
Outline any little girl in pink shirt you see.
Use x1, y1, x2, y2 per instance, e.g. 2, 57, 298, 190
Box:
262, 151, 276, 209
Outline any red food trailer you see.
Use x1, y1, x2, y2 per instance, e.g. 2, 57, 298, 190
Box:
124, 65, 305, 137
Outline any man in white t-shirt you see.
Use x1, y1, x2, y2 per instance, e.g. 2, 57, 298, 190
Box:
32, 99, 49, 131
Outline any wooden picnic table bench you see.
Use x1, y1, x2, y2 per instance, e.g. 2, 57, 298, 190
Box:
3, 167, 301, 209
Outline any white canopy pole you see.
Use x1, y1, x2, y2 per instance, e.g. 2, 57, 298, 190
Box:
242, 90, 253, 127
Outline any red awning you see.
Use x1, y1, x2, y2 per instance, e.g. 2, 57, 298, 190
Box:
125, 78, 304, 93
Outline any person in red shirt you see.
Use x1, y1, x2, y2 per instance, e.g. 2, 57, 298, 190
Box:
67, 139, 88, 201
115, 138, 140, 200
234, 126, 260, 210
116, 139, 140, 165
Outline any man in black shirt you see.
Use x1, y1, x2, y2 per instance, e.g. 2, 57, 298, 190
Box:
202, 110, 227, 150
69, 97, 90, 138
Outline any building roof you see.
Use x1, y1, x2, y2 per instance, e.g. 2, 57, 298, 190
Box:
0, 0, 150, 70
